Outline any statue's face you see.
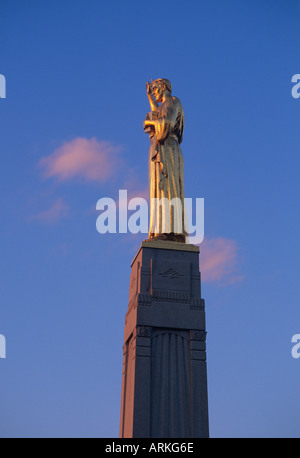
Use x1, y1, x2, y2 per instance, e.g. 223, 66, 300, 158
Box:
152, 82, 164, 103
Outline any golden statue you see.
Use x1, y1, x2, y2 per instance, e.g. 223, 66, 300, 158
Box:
144, 78, 186, 242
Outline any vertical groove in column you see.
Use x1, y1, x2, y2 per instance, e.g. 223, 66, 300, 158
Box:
150, 329, 191, 438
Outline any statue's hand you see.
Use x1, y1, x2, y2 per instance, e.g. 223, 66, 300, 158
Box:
146, 81, 152, 95
144, 118, 155, 133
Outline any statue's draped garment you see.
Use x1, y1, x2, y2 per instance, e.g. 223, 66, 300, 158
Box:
148, 96, 186, 237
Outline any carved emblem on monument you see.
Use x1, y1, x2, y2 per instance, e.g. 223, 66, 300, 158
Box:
159, 268, 184, 279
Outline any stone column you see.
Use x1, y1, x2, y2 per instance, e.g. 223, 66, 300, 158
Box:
119, 240, 209, 438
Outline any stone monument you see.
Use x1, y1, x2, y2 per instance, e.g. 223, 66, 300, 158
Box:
119, 79, 209, 438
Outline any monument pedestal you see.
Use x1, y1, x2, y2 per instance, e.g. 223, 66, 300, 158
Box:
119, 240, 209, 438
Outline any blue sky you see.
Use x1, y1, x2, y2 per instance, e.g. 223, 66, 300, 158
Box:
1, 0, 300, 437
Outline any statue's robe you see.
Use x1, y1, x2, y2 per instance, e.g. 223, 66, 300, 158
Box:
148, 96, 186, 238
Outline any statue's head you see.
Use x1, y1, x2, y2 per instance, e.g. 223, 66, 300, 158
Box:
151, 78, 172, 102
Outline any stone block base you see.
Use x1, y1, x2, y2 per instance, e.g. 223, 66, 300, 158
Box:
119, 241, 209, 438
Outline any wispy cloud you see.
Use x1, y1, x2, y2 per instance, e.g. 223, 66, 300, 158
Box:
200, 237, 245, 285
38, 137, 121, 182
30, 198, 69, 224
117, 177, 149, 207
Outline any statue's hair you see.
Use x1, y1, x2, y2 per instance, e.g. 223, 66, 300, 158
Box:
153, 78, 172, 93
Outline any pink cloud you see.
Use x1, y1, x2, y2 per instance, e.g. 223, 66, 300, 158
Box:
38, 137, 121, 182
117, 186, 149, 209
200, 237, 244, 285
127, 186, 149, 202
114, 171, 149, 209
121, 170, 150, 200
31, 198, 69, 224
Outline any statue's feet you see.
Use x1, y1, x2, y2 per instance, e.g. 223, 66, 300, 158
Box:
148, 233, 186, 243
